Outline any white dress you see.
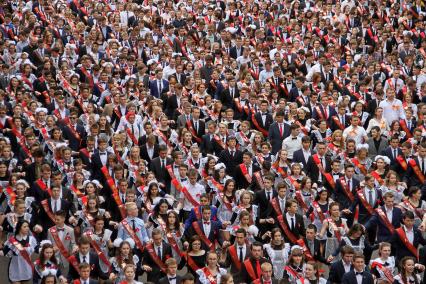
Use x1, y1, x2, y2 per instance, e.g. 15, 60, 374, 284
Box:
380, 185, 405, 204
296, 278, 327, 284
110, 255, 140, 283
369, 256, 395, 281
393, 273, 421, 284
196, 267, 227, 284
263, 243, 291, 280
3, 234, 37, 282
90, 229, 113, 273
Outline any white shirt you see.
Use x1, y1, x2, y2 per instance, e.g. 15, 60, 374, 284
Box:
51, 199, 61, 213
282, 136, 302, 159
167, 275, 178, 284
379, 98, 405, 125
404, 225, 414, 243
343, 125, 368, 144
202, 220, 211, 237
236, 244, 247, 261
180, 181, 205, 211
259, 69, 274, 83
99, 151, 108, 166
147, 146, 154, 159
79, 252, 90, 264
385, 206, 393, 222
343, 261, 352, 273
355, 270, 363, 284
286, 212, 296, 229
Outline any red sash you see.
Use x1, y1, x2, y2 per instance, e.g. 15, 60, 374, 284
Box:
67, 255, 81, 274
36, 179, 52, 197
253, 171, 264, 188
403, 200, 423, 219
186, 120, 202, 143
400, 119, 413, 138
409, 159, 425, 183
80, 67, 94, 88
296, 239, 315, 261
396, 227, 418, 259
213, 135, 227, 150
396, 156, 408, 171
192, 221, 214, 251
371, 261, 394, 283
41, 200, 56, 222
201, 267, 217, 284
332, 116, 345, 130
84, 231, 111, 271
370, 171, 385, 186
312, 155, 335, 189
326, 218, 342, 242
294, 190, 308, 211
279, 82, 290, 97
156, 129, 173, 149
339, 177, 355, 202
228, 245, 241, 270
70, 185, 84, 198
273, 161, 288, 179
239, 164, 252, 184
183, 253, 200, 272
351, 158, 368, 175
9, 236, 34, 271
315, 106, 326, 120
251, 113, 269, 136
49, 227, 70, 259
243, 259, 259, 281
312, 201, 326, 223
80, 148, 92, 161
121, 219, 145, 252
145, 243, 167, 273
356, 190, 375, 215
172, 179, 200, 207
285, 265, 301, 280
375, 208, 395, 233
267, 78, 280, 92
271, 199, 298, 243
166, 165, 176, 179
126, 128, 138, 145
166, 231, 182, 257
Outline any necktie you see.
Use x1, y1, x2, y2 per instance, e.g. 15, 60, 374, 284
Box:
161, 159, 165, 169
279, 124, 283, 136
275, 78, 278, 85
132, 219, 136, 231
408, 120, 411, 130
131, 124, 135, 134
280, 199, 285, 214
195, 121, 198, 132
157, 246, 162, 260
239, 247, 244, 262
341, 115, 344, 126
83, 255, 87, 263
231, 150, 234, 157
230, 88, 234, 98
347, 179, 351, 191
256, 260, 261, 278
122, 195, 126, 204
53, 201, 57, 213
394, 149, 397, 160
291, 217, 295, 230
267, 191, 271, 201
309, 240, 314, 253
368, 190, 374, 206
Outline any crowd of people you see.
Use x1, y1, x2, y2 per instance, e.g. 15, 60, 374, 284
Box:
1, 0, 426, 283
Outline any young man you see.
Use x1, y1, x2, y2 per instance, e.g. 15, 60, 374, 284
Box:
142, 228, 173, 282
159, 258, 182, 284
328, 246, 355, 284
255, 175, 277, 235
67, 236, 107, 281
178, 168, 206, 221
220, 228, 250, 283
251, 262, 279, 284
75, 263, 99, 283
117, 202, 149, 253
184, 193, 218, 229
240, 241, 270, 283
341, 253, 374, 284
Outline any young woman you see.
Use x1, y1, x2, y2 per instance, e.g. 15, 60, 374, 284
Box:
213, 179, 236, 232
297, 261, 327, 284
33, 242, 65, 284
74, 195, 110, 233
351, 144, 372, 181
1, 220, 37, 284
292, 177, 315, 218
283, 247, 306, 283
1, 199, 36, 238
369, 242, 395, 283
371, 155, 390, 186
230, 190, 258, 226
263, 228, 291, 280
399, 187, 426, 227
272, 149, 291, 183
285, 163, 305, 194
109, 240, 140, 283
387, 120, 406, 141
163, 210, 185, 263
393, 256, 425, 284
319, 202, 349, 260
179, 236, 207, 277
147, 198, 173, 231
380, 170, 407, 204
232, 210, 259, 243
327, 130, 346, 160
306, 187, 331, 233
121, 264, 143, 284
196, 252, 227, 284
366, 107, 389, 134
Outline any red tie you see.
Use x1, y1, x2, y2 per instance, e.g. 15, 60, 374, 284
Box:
279, 124, 283, 136
256, 260, 261, 278
204, 221, 210, 225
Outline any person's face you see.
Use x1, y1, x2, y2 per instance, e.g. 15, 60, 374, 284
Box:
317, 144, 326, 155
192, 240, 201, 251
306, 228, 315, 240
202, 209, 211, 221
121, 243, 131, 255
167, 264, 177, 276
125, 267, 136, 280
380, 246, 391, 258
207, 253, 218, 266
366, 178, 375, 188
159, 150, 167, 159
404, 259, 415, 273
241, 194, 251, 205
404, 217, 415, 228
251, 245, 262, 258
419, 147, 426, 157
243, 155, 251, 165
153, 233, 162, 246
353, 257, 365, 271
343, 253, 353, 264
261, 265, 273, 280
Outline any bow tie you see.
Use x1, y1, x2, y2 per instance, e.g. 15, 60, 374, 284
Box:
204, 221, 210, 225
181, 178, 187, 182
356, 272, 363, 276
384, 262, 389, 266
169, 277, 176, 280
292, 137, 297, 140
57, 228, 65, 232
99, 152, 107, 155
262, 113, 267, 115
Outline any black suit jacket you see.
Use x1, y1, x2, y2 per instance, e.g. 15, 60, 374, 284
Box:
142, 242, 173, 282
330, 114, 351, 131
364, 206, 402, 242
218, 149, 243, 177
201, 133, 215, 155
234, 163, 261, 190
391, 226, 426, 263
303, 238, 328, 264
189, 119, 206, 142
39, 198, 74, 230
328, 260, 353, 284
254, 190, 277, 220
150, 157, 174, 193
292, 149, 311, 169
67, 252, 107, 281
62, 123, 86, 151
282, 213, 305, 244
90, 151, 111, 182
220, 87, 240, 109
241, 257, 269, 284
140, 143, 160, 168
306, 155, 332, 184
333, 177, 361, 210
381, 147, 403, 166
341, 270, 374, 284
159, 275, 182, 284
403, 156, 425, 188
220, 244, 251, 282
184, 220, 223, 251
